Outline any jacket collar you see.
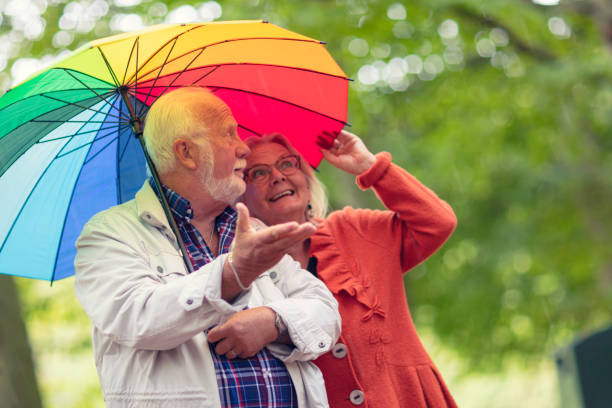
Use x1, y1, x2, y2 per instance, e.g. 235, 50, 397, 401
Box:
134, 181, 178, 246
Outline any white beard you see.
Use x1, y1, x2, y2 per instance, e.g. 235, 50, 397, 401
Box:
206, 173, 245, 204
198, 151, 245, 205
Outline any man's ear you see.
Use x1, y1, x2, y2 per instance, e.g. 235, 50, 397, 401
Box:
173, 138, 198, 170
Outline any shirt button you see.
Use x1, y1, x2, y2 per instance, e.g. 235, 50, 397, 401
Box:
331, 343, 347, 359
318, 341, 326, 349
156, 266, 164, 273
186, 298, 193, 305
349, 390, 364, 405
269, 271, 278, 279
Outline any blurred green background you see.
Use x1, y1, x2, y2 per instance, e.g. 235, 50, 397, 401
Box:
1, 0, 611, 406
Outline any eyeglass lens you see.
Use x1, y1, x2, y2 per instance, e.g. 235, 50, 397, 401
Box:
246, 155, 300, 183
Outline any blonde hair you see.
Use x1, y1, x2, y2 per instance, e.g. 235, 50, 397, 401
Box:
143, 87, 215, 175
244, 133, 329, 218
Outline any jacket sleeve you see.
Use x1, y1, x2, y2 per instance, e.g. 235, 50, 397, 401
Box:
74, 214, 250, 351
354, 152, 457, 272
262, 255, 341, 363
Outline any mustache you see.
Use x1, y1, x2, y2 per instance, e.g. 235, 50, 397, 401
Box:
234, 159, 247, 169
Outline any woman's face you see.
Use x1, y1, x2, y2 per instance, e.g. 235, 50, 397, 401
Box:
242, 142, 311, 226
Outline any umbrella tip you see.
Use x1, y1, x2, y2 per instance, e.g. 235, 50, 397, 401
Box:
262, 20, 269, 23
320, 41, 327, 45
348, 77, 355, 82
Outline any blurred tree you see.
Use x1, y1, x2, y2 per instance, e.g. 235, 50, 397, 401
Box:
0, 276, 42, 408
1, 0, 611, 389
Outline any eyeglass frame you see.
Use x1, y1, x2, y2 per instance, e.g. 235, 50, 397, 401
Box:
243, 154, 302, 184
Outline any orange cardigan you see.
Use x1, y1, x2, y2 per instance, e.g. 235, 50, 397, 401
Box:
310, 152, 458, 408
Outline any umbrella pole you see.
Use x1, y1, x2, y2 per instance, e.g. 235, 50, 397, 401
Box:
119, 88, 194, 273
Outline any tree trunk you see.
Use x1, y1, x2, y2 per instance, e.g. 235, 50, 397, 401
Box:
0, 275, 42, 408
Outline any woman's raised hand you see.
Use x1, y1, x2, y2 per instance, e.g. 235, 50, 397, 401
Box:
318, 130, 376, 175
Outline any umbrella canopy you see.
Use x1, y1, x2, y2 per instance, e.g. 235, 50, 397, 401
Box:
0, 20, 348, 281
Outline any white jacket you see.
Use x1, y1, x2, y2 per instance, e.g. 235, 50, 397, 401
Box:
74, 182, 340, 407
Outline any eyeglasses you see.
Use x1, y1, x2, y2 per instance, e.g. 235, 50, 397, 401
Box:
244, 154, 301, 184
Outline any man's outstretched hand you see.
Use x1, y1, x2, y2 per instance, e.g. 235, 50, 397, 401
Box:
222, 202, 315, 299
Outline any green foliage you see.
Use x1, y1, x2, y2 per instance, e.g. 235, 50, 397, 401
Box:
3, 0, 611, 393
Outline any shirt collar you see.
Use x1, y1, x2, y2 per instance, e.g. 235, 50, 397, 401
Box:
148, 178, 238, 225
149, 178, 193, 221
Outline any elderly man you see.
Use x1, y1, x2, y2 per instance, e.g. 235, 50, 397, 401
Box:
74, 87, 340, 408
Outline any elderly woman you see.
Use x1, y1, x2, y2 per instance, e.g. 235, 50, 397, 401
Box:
240, 129, 458, 408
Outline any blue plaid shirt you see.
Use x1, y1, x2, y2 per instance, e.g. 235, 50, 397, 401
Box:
150, 179, 297, 408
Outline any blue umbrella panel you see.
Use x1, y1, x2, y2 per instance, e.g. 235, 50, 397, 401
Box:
0, 96, 149, 281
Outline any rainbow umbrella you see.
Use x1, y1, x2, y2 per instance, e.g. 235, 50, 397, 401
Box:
0, 20, 348, 281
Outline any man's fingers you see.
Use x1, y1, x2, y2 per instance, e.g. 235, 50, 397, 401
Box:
207, 325, 224, 343
258, 223, 316, 251
214, 339, 237, 357
235, 202, 252, 234
257, 221, 300, 244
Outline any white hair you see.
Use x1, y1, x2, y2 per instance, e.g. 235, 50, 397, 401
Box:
244, 133, 329, 218
143, 87, 213, 175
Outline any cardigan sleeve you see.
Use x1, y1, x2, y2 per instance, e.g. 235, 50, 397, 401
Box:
350, 152, 457, 272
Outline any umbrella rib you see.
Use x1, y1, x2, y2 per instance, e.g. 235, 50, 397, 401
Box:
237, 124, 261, 137
0, 84, 117, 117
115, 96, 125, 201
210, 85, 348, 124
116, 123, 123, 202
127, 36, 327, 86
39, 93, 128, 122
118, 131, 130, 162
0, 118, 104, 254
133, 37, 139, 122
121, 37, 138, 85
60, 69, 124, 117
82, 133, 122, 166
46, 109, 121, 281
96, 47, 121, 87
36, 123, 122, 144
125, 24, 205, 85
188, 65, 219, 86
32, 119, 123, 124
0, 158, 62, 254
135, 37, 180, 118
134, 62, 349, 94
55, 131, 119, 162
115, 125, 138, 202
49, 132, 101, 283
117, 91, 142, 166
138, 48, 206, 115
134, 84, 349, 125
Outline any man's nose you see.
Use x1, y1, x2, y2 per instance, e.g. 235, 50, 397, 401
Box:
236, 138, 250, 158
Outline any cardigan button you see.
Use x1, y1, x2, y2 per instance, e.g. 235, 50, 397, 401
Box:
349, 390, 364, 405
269, 271, 278, 279
331, 343, 347, 359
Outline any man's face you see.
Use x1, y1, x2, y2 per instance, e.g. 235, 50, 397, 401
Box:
195, 103, 249, 204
